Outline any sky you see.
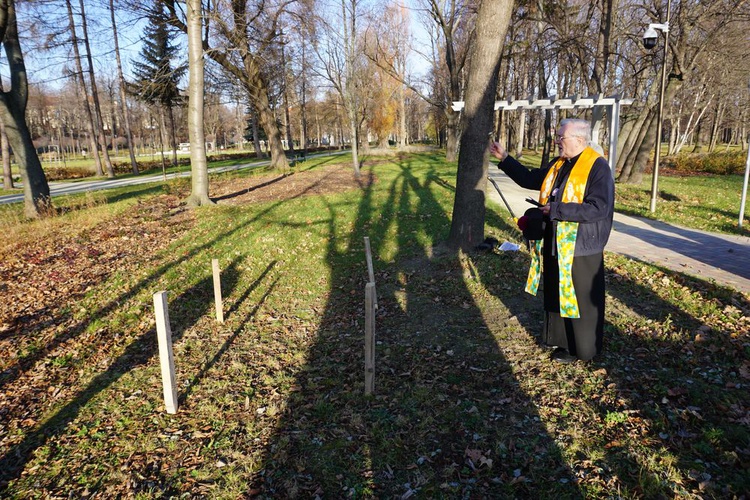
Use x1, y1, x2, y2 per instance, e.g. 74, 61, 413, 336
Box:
7, 1, 433, 94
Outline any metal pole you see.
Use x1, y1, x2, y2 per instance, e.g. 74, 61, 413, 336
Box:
608, 100, 620, 180
740, 137, 750, 229
649, 1, 671, 213
488, 176, 517, 220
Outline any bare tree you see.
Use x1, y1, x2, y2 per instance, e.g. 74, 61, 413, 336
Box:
0, 120, 12, 188
364, 1, 410, 147
109, 0, 139, 174
617, 0, 750, 184
163, 0, 297, 172
78, 0, 114, 177
0, 0, 50, 217
64, 0, 104, 176
313, 0, 366, 178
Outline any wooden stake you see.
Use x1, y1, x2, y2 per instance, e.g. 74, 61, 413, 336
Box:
153, 291, 178, 414
212, 258, 224, 323
365, 282, 376, 396
364, 237, 378, 309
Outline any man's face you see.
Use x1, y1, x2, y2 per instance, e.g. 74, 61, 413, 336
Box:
554, 125, 585, 159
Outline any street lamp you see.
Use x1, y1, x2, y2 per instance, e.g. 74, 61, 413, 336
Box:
644, 4, 671, 213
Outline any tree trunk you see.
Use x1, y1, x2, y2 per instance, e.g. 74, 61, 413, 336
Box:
245, 61, 288, 171
692, 116, 704, 153
184, 0, 213, 207
624, 112, 658, 184
78, 0, 114, 177
280, 40, 295, 156
300, 45, 308, 157
447, 0, 513, 251
514, 68, 528, 156
157, 108, 167, 179
109, 0, 138, 174
167, 104, 178, 166
162, 0, 289, 172
0, 0, 50, 217
445, 108, 459, 162
708, 101, 725, 152
1, 121, 13, 188
65, 0, 102, 177
348, 107, 360, 178
399, 82, 407, 147
249, 105, 263, 158
618, 110, 654, 183
616, 109, 648, 175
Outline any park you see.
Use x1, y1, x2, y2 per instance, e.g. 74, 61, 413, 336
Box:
1, 0, 749, 498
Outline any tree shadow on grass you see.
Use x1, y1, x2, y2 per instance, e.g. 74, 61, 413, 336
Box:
212, 175, 289, 202
0, 176, 335, 490
253, 156, 581, 497
598, 264, 748, 496
0, 255, 245, 490
474, 209, 750, 497
0, 170, 341, 395
179, 270, 280, 407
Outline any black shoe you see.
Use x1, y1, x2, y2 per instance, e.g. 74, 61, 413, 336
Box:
550, 348, 577, 364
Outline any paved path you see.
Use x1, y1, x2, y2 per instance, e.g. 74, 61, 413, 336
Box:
487, 170, 750, 295
0, 151, 347, 205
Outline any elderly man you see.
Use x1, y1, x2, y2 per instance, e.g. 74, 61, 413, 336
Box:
489, 119, 615, 363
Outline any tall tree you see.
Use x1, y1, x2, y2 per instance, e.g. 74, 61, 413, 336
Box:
184, 0, 213, 207
617, 0, 750, 184
131, 0, 186, 168
64, 0, 104, 177
163, 0, 295, 172
109, 0, 138, 174
424, 0, 475, 162
314, 0, 365, 178
0, 120, 12, 188
447, 0, 514, 251
0, 0, 50, 218
364, 1, 410, 147
78, 0, 114, 177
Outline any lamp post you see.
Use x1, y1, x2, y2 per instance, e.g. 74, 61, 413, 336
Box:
645, 3, 671, 213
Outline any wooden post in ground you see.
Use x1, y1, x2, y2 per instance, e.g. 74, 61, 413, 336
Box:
212, 259, 224, 323
153, 291, 178, 414
363, 237, 378, 309
364, 282, 376, 396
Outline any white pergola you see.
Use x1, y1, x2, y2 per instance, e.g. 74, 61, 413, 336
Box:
451, 94, 634, 177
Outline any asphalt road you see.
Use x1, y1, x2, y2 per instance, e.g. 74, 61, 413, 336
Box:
0, 150, 347, 205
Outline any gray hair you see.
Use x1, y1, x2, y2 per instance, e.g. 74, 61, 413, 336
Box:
560, 119, 592, 143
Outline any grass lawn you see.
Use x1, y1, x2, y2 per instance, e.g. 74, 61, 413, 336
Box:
615, 174, 750, 236
0, 151, 748, 498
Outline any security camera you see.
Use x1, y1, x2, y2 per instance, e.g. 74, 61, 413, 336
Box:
643, 26, 659, 49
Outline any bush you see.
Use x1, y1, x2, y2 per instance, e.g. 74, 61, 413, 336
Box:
44, 166, 94, 181
663, 150, 746, 175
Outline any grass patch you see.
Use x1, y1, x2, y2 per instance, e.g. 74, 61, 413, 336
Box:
615, 174, 750, 236
0, 151, 747, 498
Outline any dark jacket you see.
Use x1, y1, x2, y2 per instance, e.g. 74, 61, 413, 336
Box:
497, 152, 614, 256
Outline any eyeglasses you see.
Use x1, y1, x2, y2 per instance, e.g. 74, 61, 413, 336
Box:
555, 135, 575, 142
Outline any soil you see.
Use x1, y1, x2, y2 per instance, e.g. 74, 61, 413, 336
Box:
210, 164, 372, 205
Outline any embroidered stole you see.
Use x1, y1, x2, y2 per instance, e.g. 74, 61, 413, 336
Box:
524, 147, 600, 318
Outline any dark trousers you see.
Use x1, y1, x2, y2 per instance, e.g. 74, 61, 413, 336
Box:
542, 252, 606, 361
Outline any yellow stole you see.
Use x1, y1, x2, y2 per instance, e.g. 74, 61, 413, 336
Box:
524, 147, 600, 318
